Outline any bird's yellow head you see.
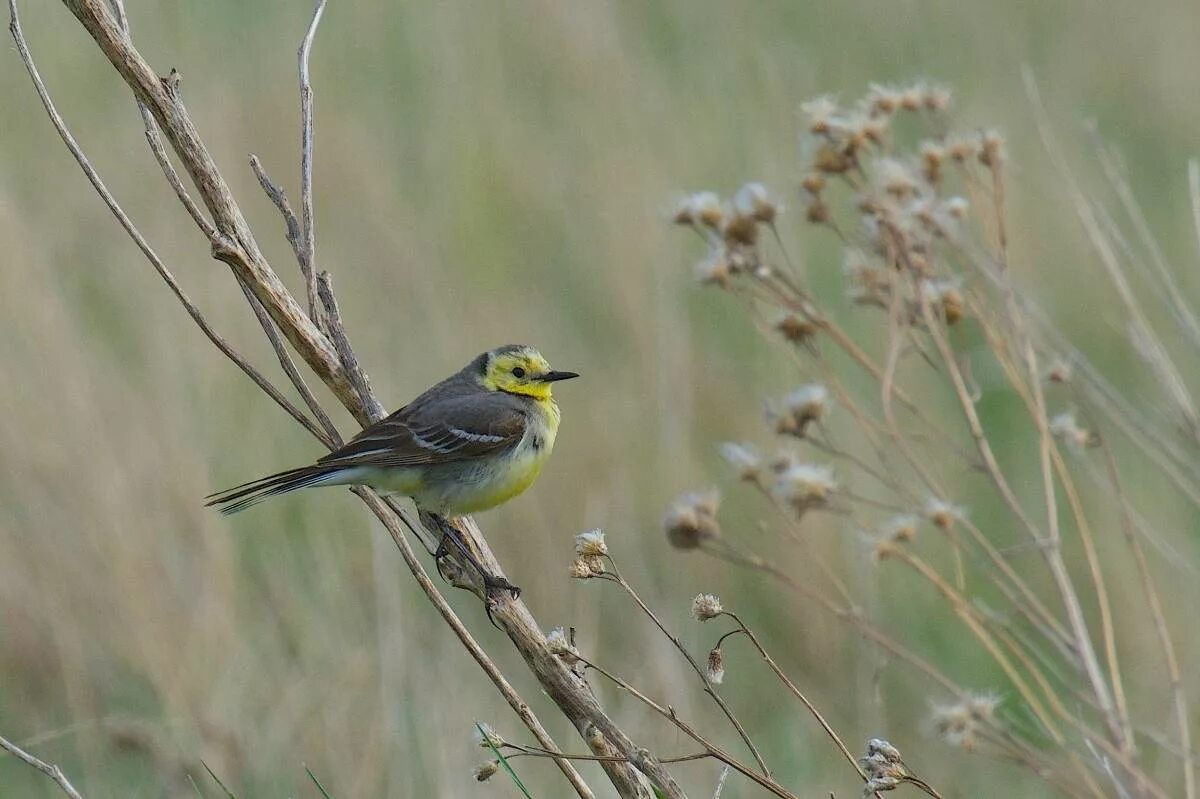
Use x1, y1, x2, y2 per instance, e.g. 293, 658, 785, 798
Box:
479, 345, 579, 400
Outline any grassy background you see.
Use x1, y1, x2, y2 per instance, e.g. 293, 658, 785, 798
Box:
3, 1, 1200, 796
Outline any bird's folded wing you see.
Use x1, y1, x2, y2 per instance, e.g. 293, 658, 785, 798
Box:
318, 396, 527, 468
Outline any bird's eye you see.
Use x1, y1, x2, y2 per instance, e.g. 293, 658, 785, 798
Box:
511, 366, 526, 379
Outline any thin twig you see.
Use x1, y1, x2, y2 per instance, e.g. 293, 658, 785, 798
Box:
316, 272, 387, 422
724, 613, 866, 783
297, 0, 327, 325
0, 734, 84, 799
7, 0, 321, 442
603, 562, 771, 777
1098, 436, 1195, 799
576, 656, 800, 799
236, 279, 341, 449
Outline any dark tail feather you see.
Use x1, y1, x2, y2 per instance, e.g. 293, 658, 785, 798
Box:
206, 464, 345, 515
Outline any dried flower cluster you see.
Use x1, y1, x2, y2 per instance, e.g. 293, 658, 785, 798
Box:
930, 692, 1000, 751
663, 490, 722, 550
662, 78, 1194, 799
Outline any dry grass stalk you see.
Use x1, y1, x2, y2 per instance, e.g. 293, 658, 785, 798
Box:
669, 80, 1198, 798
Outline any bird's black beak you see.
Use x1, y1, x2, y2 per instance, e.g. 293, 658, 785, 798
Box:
539, 370, 580, 383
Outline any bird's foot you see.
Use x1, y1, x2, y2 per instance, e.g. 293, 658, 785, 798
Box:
482, 573, 520, 627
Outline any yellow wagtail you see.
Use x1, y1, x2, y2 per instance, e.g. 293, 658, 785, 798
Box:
207, 344, 578, 517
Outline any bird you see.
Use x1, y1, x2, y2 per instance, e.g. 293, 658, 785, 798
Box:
206, 344, 579, 517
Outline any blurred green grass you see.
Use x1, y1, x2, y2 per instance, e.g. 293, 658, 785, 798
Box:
3, 1, 1200, 797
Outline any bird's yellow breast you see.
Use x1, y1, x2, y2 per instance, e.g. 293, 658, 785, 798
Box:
439, 398, 560, 515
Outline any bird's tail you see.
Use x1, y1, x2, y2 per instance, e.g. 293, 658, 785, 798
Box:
205, 464, 351, 515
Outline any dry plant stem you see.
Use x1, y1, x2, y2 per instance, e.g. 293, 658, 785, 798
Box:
1024, 69, 1199, 440
249, 155, 307, 271
237, 279, 341, 449
6, 3, 320, 444
17, 5, 680, 798
107, 0, 218, 241
59, 0, 360, 414
0, 734, 85, 799
297, 0, 326, 325
915, 294, 1123, 753
977, 148, 1133, 755
723, 614, 867, 786
1098, 438, 1196, 799
603, 565, 771, 777
503, 743, 711, 766
317, 272, 387, 421
426, 517, 682, 799
354, 493, 598, 799
969, 267, 1133, 756
576, 656, 800, 799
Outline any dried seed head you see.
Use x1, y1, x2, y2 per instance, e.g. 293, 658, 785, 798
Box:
568, 557, 595, 579
772, 311, 819, 344
771, 463, 837, 515
472, 760, 499, 782
875, 158, 920, 199
801, 95, 840, 135
881, 514, 919, 543
923, 84, 952, 111
844, 249, 891, 307
966, 691, 1000, 722
574, 528, 608, 558
772, 384, 831, 437
670, 194, 695, 226
941, 196, 969, 221
867, 738, 904, 764
859, 738, 910, 796
722, 209, 759, 246
865, 83, 901, 116
812, 142, 854, 175
706, 648, 726, 684
871, 537, 900, 562
734, 182, 779, 223
920, 141, 946, 185
694, 251, 733, 288
979, 130, 1005, 168
861, 116, 890, 146
546, 626, 580, 663
474, 723, 504, 749
930, 691, 999, 750
924, 497, 966, 530
921, 279, 966, 324
1049, 412, 1094, 449
691, 593, 724, 621
1046, 358, 1073, 384
688, 191, 724, 229
719, 441, 762, 481
801, 172, 826, 196
946, 135, 979, 163
664, 490, 721, 549
805, 197, 832, 224
898, 84, 924, 111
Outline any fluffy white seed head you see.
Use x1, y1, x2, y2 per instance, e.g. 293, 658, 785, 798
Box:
691, 593, 724, 621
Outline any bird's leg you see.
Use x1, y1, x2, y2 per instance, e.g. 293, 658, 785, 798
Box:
426, 514, 521, 614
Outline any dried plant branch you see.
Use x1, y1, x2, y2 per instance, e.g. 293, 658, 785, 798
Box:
297, 0, 326, 326
600, 562, 771, 777
576, 655, 800, 799
721, 612, 872, 789
0, 733, 84, 799
236, 279, 341, 449
6, 0, 322, 444
16, 3, 692, 797
59, 0, 359, 414
316, 272, 387, 422
1098, 437, 1196, 799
